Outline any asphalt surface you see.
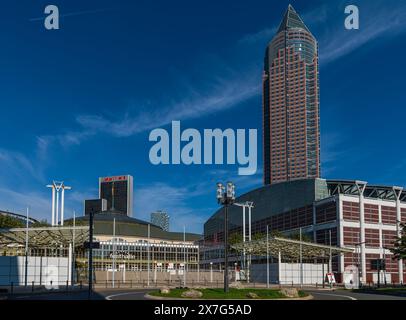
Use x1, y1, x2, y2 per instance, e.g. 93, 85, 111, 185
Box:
8, 288, 152, 300
7, 288, 406, 300
304, 289, 406, 300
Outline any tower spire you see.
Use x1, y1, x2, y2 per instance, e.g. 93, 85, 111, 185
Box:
277, 4, 310, 33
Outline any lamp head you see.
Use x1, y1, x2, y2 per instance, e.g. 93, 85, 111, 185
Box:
216, 182, 224, 201
226, 181, 235, 201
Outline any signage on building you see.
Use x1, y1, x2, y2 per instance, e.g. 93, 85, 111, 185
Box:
109, 251, 136, 260
326, 273, 336, 284
167, 263, 176, 275
102, 176, 128, 182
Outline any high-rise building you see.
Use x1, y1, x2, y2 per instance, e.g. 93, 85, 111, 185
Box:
99, 175, 133, 216
151, 210, 170, 231
263, 4, 320, 185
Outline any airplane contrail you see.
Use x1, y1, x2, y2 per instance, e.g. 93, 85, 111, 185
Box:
29, 8, 111, 22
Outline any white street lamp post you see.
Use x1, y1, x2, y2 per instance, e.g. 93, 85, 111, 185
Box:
267, 225, 269, 289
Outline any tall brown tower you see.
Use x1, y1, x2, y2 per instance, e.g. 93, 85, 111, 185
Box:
263, 4, 320, 185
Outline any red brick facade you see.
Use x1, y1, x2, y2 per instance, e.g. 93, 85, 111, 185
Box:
364, 204, 379, 224
364, 228, 379, 248
401, 208, 406, 223
343, 226, 360, 246
381, 206, 397, 224
382, 230, 398, 248
342, 201, 360, 221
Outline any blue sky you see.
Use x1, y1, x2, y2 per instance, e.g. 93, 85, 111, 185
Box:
0, 0, 405, 233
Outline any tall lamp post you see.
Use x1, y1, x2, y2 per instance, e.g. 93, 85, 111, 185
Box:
216, 181, 236, 293
88, 208, 94, 300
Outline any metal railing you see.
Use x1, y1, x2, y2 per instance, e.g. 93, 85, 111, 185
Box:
0, 280, 85, 299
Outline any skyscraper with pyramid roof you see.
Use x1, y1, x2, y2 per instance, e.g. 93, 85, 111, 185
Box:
263, 4, 320, 185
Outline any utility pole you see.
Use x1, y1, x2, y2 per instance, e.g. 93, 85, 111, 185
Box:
266, 225, 269, 289
24, 207, 29, 287
147, 224, 150, 287
88, 208, 94, 300
216, 182, 236, 293
72, 211, 76, 286
183, 225, 186, 287
329, 229, 332, 288
112, 218, 116, 288
224, 203, 229, 292
299, 227, 303, 288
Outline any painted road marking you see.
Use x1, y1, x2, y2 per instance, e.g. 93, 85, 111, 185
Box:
105, 291, 148, 300
313, 292, 357, 300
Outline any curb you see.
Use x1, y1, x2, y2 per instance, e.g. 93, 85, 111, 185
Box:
144, 293, 314, 301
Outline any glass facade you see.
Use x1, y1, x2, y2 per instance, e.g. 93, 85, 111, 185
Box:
84, 240, 199, 271
99, 175, 133, 216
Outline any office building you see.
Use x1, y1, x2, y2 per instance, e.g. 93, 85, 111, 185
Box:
263, 4, 320, 185
99, 175, 134, 216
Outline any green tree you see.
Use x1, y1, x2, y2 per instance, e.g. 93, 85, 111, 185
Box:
0, 215, 24, 228
289, 231, 313, 242
228, 232, 242, 245
64, 219, 88, 226
390, 223, 406, 260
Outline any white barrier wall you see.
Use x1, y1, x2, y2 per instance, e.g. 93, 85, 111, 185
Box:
0, 256, 70, 286
250, 262, 328, 285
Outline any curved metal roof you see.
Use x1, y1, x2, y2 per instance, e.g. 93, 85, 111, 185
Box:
0, 210, 39, 224
0, 226, 89, 248
231, 236, 353, 260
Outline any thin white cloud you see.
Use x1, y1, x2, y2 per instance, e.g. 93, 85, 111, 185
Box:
0, 148, 44, 183
134, 182, 209, 233
29, 8, 111, 22
319, 3, 406, 64
76, 76, 260, 138
0, 187, 50, 221
238, 27, 277, 45
133, 167, 263, 233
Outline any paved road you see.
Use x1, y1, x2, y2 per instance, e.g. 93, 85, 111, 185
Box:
9, 288, 406, 300
305, 289, 406, 300
9, 288, 152, 300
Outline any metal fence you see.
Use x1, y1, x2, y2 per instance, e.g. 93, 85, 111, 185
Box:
0, 281, 85, 298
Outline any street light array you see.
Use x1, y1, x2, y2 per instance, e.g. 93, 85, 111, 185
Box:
216, 181, 236, 293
